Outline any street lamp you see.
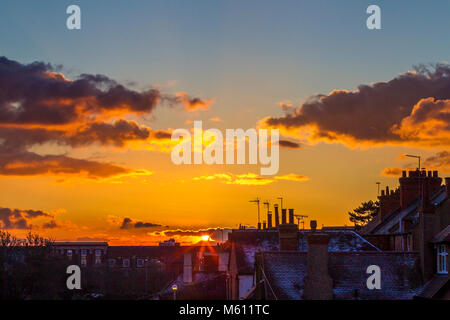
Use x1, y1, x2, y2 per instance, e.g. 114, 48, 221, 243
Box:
405, 154, 421, 170
171, 284, 178, 300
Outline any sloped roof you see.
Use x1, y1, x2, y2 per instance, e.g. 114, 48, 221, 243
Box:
369, 186, 447, 235
258, 251, 422, 300
233, 229, 380, 275
418, 274, 450, 298
432, 225, 450, 243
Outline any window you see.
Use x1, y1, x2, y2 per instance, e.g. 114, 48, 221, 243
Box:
81, 249, 87, 257
123, 258, 130, 268
108, 259, 116, 267
81, 256, 87, 266
67, 249, 72, 257
136, 259, 144, 268
95, 249, 102, 256
437, 244, 448, 274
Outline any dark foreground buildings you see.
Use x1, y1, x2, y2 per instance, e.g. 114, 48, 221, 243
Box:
1, 169, 448, 300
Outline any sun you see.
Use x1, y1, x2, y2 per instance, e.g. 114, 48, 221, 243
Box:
201, 235, 211, 241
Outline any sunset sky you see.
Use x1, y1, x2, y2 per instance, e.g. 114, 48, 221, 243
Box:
1, 1, 450, 245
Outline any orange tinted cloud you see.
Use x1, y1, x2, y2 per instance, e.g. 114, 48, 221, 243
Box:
175, 92, 214, 111
274, 173, 309, 182
193, 172, 309, 185
262, 64, 450, 148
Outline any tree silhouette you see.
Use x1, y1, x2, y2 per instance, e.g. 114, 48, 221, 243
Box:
348, 200, 379, 228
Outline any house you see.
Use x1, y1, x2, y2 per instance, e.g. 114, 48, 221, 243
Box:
361, 169, 449, 298
227, 207, 382, 300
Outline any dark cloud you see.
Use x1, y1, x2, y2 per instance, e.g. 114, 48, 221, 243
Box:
0, 147, 132, 178
0, 57, 160, 125
161, 228, 231, 241
0, 207, 51, 229
424, 150, 450, 170
42, 220, 59, 229
120, 217, 161, 229
264, 64, 450, 147
278, 139, 302, 149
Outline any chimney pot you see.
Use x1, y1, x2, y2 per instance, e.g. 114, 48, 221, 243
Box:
274, 205, 279, 227
278, 224, 298, 251
281, 209, 287, 224
402, 170, 407, 177
267, 213, 273, 228
303, 233, 333, 300
263, 221, 267, 229
288, 208, 294, 224
310, 220, 317, 231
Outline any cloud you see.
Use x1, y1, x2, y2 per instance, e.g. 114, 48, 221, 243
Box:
209, 117, 221, 122
153, 227, 232, 242
0, 57, 212, 179
0, 207, 52, 229
392, 98, 450, 146
381, 167, 404, 177
424, 150, 450, 171
119, 217, 162, 229
0, 147, 135, 179
278, 139, 303, 149
274, 173, 309, 182
278, 102, 294, 112
192, 172, 309, 185
174, 92, 214, 111
262, 64, 450, 147
42, 220, 59, 229
193, 173, 274, 185
382, 150, 450, 176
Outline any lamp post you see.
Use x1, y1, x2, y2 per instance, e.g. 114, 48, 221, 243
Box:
406, 154, 421, 170
171, 284, 178, 300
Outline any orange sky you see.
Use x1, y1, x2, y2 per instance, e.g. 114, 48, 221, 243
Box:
1, 57, 450, 245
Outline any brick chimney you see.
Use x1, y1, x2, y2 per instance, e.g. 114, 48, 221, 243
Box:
303, 221, 333, 300
417, 178, 438, 282
399, 169, 442, 209
274, 205, 279, 227
262, 221, 267, 229
378, 187, 400, 221
267, 213, 273, 228
278, 224, 298, 251
288, 208, 294, 224
281, 208, 287, 224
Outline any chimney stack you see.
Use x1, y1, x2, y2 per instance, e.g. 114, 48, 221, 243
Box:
257, 222, 261, 230
303, 221, 333, 300
288, 208, 294, 224
281, 209, 287, 224
274, 205, 279, 227
267, 213, 273, 228
262, 221, 267, 229
418, 179, 438, 282
378, 187, 400, 221
399, 169, 442, 209
278, 224, 298, 251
